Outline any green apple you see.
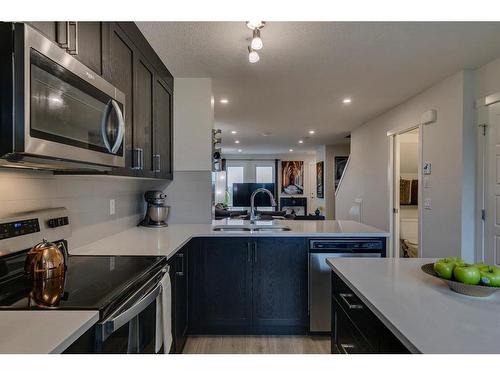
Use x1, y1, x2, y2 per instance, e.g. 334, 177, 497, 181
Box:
446, 257, 464, 264
453, 264, 481, 285
434, 259, 457, 279
479, 266, 500, 287
474, 263, 490, 272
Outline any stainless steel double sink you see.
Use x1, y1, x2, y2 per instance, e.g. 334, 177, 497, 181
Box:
212, 224, 291, 232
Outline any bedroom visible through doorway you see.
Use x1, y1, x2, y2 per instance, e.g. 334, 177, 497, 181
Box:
391, 128, 421, 258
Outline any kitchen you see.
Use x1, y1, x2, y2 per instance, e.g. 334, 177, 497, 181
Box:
2, 2, 500, 374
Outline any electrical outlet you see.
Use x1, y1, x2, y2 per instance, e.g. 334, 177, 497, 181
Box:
109, 199, 116, 215
424, 198, 432, 209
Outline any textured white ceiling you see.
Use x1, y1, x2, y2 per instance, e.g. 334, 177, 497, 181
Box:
137, 22, 500, 154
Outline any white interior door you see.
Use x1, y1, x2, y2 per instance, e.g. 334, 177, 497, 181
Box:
485, 102, 500, 266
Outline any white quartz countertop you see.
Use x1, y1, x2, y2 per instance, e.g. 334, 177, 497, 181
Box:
0, 310, 98, 353
70, 219, 389, 258
326, 258, 500, 354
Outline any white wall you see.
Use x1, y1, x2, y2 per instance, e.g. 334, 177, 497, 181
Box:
172, 78, 213, 171
163, 78, 213, 223
336, 71, 474, 260
0, 169, 163, 250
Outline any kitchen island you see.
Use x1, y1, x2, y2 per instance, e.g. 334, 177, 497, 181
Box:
327, 257, 500, 354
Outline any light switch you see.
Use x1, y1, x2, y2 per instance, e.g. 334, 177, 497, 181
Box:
423, 176, 431, 188
424, 198, 432, 209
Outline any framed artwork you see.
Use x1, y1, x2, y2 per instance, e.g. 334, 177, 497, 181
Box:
335, 156, 349, 189
281, 161, 304, 195
316, 161, 324, 198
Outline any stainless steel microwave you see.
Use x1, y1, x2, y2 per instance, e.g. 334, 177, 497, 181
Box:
0, 23, 125, 170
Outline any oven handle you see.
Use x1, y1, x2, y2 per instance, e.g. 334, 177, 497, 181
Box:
101, 99, 125, 154
98, 268, 166, 341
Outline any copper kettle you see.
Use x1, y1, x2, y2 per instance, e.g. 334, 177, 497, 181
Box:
25, 239, 66, 307
25, 239, 66, 280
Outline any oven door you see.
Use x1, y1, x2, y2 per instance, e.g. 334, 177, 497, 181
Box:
15, 23, 125, 168
95, 268, 167, 354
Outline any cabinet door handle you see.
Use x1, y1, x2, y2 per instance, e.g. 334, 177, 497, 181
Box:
56, 22, 68, 48
340, 343, 356, 354
247, 242, 252, 263
132, 148, 143, 170
176, 253, 185, 276
153, 154, 161, 172
67, 21, 79, 55
253, 242, 257, 263
339, 293, 364, 310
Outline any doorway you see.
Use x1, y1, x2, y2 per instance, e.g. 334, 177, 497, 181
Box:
389, 127, 422, 258
477, 97, 500, 266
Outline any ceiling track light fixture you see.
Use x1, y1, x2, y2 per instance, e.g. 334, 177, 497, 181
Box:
248, 46, 260, 63
246, 21, 266, 30
246, 21, 265, 63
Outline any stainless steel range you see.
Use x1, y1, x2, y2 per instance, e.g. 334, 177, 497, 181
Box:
0, 208, 168, 353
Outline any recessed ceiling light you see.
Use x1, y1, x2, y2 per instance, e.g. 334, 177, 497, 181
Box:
308, 130, 315, 135
343, 97, 352, 104
235, 140, 240, 144
231, 130, 237, 134
298, 140, 304, 144
238, 149, 242, 152
262, 132, 272, 137
289, 148, 294, 152
220, 98, 229, 104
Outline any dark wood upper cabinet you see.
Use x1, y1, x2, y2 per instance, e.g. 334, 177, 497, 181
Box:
134, 56, 155, 177
73, 22, 106, 75
154, 78, 173, 179
103, 24, 135, 175
25, 21, 174, 180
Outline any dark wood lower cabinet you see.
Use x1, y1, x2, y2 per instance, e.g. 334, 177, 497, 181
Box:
168, 244, 189, 353
252, 238, 308, 334
331, 272, 410, 354
188, 237, 308, 335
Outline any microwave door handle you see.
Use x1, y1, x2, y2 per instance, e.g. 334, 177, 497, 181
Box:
101, 100, 113, 153
99, 278, 164, 341
101, 100, 125, 154
110, 99, 125, 154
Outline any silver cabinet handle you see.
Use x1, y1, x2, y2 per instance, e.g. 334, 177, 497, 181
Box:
132, 148, 143, 170
153, 154, 161, 172
56, 22, 68, 48
67, 21, 78, 55
176, 253, 184, 276
339, 293, 364, 310
340, 343, 356, 354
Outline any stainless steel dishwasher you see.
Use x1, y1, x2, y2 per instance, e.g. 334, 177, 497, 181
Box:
309, 238, 385, 333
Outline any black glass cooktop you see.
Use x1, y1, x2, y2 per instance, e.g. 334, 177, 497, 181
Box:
0, 247, 166, 317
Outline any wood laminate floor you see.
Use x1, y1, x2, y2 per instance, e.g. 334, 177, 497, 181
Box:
182, 335, 331, 354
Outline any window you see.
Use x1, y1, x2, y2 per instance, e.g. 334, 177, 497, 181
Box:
256, 166, 273, 183
227, 166, 244, 206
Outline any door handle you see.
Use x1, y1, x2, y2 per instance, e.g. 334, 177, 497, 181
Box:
56, 22, 68, 48
254, 242, 257, 263
247, 242, 252, 263
339, 293, 364, 310
132, 148, 143, 170
153, 154, 161, 172
67, 21, 79, 55
101, 99, 125, 154
176, 253, 184, 276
